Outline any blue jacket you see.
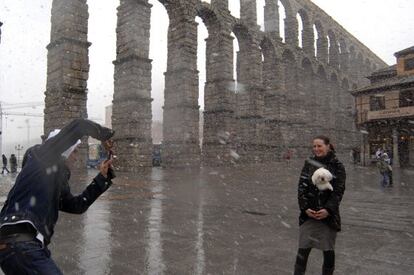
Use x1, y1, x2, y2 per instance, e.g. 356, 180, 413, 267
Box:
0, 119, 114, 245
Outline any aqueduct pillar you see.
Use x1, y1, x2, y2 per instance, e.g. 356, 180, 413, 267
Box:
112, 0, 153, 172
162, 3, 201, 168
45, 0, 91, 168
202, 27, 236, 165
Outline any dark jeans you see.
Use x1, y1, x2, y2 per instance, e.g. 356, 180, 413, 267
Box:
0, 240, 62, 275
380, 172, 390, 187
1, 166, 10, 174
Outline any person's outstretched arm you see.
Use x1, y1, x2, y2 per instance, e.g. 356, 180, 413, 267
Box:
59, 160, 113, 214
37, 118, 114, 164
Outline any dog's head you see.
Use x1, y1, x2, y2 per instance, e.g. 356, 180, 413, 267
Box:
311, 168, 333, 185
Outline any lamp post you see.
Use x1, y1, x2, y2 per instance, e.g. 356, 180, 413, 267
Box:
15, 144, 24, 168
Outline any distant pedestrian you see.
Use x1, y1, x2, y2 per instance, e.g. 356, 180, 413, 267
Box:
386, 149, 393, 186
9, 155, 17, 173
350, 148, 358, 164
294, 135, 346, 275
376, 153, 391, 187
1, 154, 9, 174
375, 148, 383, 160
0, 119, 115, 274
284, 148, 293, 165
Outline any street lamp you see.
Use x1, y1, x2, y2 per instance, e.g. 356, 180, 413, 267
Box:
15, 144, 24, 168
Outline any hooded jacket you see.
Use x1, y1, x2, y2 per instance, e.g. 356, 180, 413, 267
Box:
297, 151, 346, 231
0, 118, 114, 245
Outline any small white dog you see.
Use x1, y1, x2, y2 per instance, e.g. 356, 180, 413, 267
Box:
311, 168, 334, 191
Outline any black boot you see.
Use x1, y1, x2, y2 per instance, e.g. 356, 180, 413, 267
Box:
322, 267, 334, 275
294, 264, 306, 275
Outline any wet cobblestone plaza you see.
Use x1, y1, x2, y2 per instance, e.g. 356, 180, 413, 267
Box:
0, 162, 413, 275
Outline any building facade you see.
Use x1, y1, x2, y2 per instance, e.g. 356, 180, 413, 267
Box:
352, 46, 414, 167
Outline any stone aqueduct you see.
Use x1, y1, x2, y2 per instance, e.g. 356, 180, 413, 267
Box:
43, 0, 387, 170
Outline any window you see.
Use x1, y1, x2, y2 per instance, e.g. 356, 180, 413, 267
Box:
370, 95, 385, 111
404, 58, 414, 71
399, 89, 414, 107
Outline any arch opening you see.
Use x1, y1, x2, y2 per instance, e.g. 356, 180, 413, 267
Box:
278, 0, 286, 43
257, 0, 265, 31
231, 32, 241, 93
149, 0, 169, 144
296, 13, 303, 48
313, 24, 318, 58
196, 16, 208, 148
326, 35, 331, 64
229, 0, 240, 19
87, 1, 117, 125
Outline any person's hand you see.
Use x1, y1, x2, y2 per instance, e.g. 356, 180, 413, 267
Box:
99, 159, 113, 178
315, 209, 329, 220
305, 209, 317, 219
101, 128, 115, 141
102, 139, 114, 152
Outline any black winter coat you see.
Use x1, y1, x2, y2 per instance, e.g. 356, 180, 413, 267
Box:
298, 152, 346, 231
0, 118, 114, 245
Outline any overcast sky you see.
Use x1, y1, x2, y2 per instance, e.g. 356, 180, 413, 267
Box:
0, 0, 413, 153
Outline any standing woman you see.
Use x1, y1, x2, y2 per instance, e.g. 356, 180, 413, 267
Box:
293, 136, 346, 275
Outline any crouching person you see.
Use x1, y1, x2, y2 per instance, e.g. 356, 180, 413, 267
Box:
0, 118, 115, 274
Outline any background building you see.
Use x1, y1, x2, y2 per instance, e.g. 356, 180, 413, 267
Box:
352, 46, 414, 167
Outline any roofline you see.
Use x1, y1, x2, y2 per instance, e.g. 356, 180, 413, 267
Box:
394, 46, 414, 58
351, 81, 414, 96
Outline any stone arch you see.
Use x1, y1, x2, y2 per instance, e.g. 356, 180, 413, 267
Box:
282, 48, 297, 103
260, 36, 280, 88
341, 78, 350, 90
338, 37, 349, 71
159, 0, 186, 21
330, 72, 338, 84
282, 48, 296, 65
301, 57, 314, 93
355, 51, 364, 80
348, 45, 357, 78
313, 20, 327, 63
349, 45, 356, 60
232, 22, 262, 85
278, 0, 294, 18
317, 65, 327, 80
297, 9, 314, 55
356, 52, 364, 64
263, 0, 279, 36
365, 58, 372, 74
232, 23, 253, 50
196, 4, 223, 85
327, 30, 339, 68
196, 4, 221, 35
302, 57, 313, 72
278, 0, 298, 46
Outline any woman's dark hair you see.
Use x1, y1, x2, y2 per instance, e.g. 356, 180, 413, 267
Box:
313, 135, 335, 152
